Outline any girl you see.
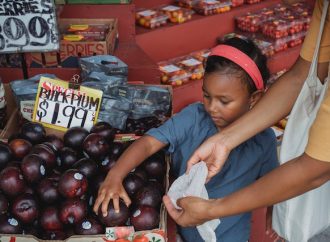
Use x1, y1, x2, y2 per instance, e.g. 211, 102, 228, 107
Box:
93, 37, 279, 242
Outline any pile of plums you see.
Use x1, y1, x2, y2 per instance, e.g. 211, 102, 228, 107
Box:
120, 117, 163, 136
0, 121, 166, 239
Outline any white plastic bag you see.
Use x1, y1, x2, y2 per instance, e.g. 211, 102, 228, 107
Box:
272, 1, 330, 241
167, 162, 220, 242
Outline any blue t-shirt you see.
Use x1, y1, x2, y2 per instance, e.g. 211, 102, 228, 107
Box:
147, 103, 279, 242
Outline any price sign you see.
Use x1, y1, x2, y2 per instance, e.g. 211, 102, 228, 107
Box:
33, 77, 103, 131
0, 0, 59, 53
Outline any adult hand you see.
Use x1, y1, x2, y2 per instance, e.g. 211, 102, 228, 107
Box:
186, 134, 232, 181
163, 195, 214, 227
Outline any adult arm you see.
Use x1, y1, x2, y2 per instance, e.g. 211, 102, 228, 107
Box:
164, 153, 330, 226
187, 58, 329, 180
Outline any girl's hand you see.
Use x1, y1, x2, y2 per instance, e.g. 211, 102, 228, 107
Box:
93, 173, 131, 217
186, 134, 231, 181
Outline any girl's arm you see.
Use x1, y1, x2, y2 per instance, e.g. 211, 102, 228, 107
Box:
93, 135, 166, 216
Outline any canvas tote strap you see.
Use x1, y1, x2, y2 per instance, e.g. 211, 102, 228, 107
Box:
307, 0, 329, 82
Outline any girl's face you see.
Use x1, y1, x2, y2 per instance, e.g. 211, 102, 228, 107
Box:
203, 72, 254, 129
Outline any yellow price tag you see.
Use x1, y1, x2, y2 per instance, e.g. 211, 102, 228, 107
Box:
32, 77, 103, 131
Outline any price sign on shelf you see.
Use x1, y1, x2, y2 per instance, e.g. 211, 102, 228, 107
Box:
0, 0, 59, 53
33, 77, 103, 131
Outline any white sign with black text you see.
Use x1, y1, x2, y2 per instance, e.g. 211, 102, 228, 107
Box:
0, 0, 59, 53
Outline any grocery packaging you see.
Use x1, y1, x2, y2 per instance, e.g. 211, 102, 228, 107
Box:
62, 24, 110, 41
135, 9, 168, 29
236, 8, 275, 32
177, 0, 198, 9
98, 84, 172, 132
261, 14, 307, 39
160, 5, 194, 24
158, 62, 190, 86
231, 0, 244, 7
9, 74, 59, 122
271, 31, 306, 52
191, 49, 211, 66
79, 55, 128, 79
245, 0, 262, 4
176, 57, 204, 80
193, 0, 231, 15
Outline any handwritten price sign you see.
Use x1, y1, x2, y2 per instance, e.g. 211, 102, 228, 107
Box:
0, 0, 59, 53
33, 77, 103, 131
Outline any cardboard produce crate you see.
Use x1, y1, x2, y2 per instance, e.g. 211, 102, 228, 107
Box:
26, 18, 118, 68
0, 82, 173, 241
0, 108, 169, 241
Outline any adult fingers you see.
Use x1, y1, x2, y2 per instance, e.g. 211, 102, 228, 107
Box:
186, 151, 202, 174
163, 195, 182, 221
176, 197, 189, 209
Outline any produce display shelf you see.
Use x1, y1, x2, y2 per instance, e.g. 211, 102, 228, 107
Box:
0, 42, 158, 84
135, 0, 281, 62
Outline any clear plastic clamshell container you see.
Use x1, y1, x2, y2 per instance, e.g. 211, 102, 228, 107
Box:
193, 0, 231, 16
160, 5, 194, 24
135, 9, 169, 29
159, 62, 190, 86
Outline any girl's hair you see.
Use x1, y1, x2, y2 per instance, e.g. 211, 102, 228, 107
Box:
205, 37, 270, 94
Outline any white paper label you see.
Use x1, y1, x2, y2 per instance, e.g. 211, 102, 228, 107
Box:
160, 64, 180, 73
138, 10, 156, 17
162, 5, 181, 11
181, 58, 202, 66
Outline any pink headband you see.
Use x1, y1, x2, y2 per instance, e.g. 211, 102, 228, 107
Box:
210, 45, 264, 90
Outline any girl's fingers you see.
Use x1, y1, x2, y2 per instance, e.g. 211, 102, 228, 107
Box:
93, 191, 105, 214
101, 192, 113, 217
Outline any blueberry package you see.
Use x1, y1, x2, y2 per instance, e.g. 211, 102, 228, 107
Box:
81, 71, 127, 93
108, 84, 171, 119
10, 74, 58, 106
100, 84, 171, 134
79, 55, 128, 79
98, 96, 132, 130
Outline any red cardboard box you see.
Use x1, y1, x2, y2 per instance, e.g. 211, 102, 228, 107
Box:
26, 18, 118, 68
